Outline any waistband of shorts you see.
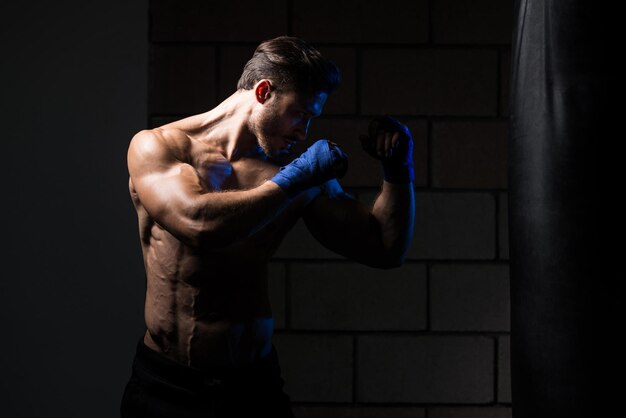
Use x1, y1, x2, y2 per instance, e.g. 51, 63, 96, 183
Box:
132, 335, 280, 385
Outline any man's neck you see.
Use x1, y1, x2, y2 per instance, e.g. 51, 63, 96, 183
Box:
195, 90, 262, 162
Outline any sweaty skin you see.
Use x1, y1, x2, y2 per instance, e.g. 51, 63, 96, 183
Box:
128, 87, 327, 370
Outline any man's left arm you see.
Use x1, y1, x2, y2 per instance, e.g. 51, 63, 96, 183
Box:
302, 178, 414, 269
302, 116, 416, 269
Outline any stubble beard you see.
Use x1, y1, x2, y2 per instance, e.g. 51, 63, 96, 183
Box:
253, 101, 284, 159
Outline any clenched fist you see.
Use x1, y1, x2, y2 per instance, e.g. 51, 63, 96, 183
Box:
271, 139, 348, 198
359, 115, 414, 183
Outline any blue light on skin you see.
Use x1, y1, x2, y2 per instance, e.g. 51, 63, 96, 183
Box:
205, 159, 233, 190
297, 91, 325, 125
272, 91, 326, 159
286, 91, 326, 144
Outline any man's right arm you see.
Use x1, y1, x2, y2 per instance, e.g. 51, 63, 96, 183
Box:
127, 129, 291, 249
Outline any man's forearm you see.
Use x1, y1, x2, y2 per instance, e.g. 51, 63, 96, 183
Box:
371, 180, 415, 264
191, 180, 291, 248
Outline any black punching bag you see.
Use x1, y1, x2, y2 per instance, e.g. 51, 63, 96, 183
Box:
509, 1, 602, 417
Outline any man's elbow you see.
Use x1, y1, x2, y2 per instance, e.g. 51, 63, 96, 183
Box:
193, 217, 247, 249
182, 202, 236, 249
165, 219, 209, 249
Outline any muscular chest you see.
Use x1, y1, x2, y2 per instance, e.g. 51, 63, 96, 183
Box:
134, 153, 319, 261
194, 153, 279, 192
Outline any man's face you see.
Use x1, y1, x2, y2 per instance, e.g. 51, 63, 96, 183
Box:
254, 89, 327, 158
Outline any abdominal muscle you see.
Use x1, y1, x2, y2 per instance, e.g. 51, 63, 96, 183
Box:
133, 179, 314, 371
140, 219, 281, 370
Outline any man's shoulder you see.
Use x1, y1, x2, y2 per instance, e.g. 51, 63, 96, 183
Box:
129, 127, 192, 163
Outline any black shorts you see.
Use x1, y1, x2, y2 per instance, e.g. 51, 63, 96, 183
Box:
120, 336, 295, 418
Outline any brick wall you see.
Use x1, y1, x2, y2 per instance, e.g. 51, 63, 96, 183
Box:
148, 1, 513, 416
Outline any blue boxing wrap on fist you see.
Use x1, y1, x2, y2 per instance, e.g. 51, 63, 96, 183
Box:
271, 139, 348, 198
371, 115, 415, 184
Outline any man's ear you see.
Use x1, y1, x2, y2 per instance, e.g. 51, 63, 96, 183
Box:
255, 79, 272, 104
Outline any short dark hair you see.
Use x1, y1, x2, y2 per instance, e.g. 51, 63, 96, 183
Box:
236, 36, 341, 97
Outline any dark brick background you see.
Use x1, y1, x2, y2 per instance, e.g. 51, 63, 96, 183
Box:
148, 0, 513, 415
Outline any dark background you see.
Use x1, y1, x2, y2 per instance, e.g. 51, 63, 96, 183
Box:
2, 1, 148, 417
1, 1, 513, 417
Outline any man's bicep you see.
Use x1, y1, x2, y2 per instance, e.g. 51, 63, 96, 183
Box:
127, 131, 205, 245
302, 180, 388, 267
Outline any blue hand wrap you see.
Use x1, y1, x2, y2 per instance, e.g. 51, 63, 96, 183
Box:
371, 115, 415, 184
271, 139, 348, 198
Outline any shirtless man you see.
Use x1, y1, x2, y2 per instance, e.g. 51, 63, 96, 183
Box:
120, 36, 415, 417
